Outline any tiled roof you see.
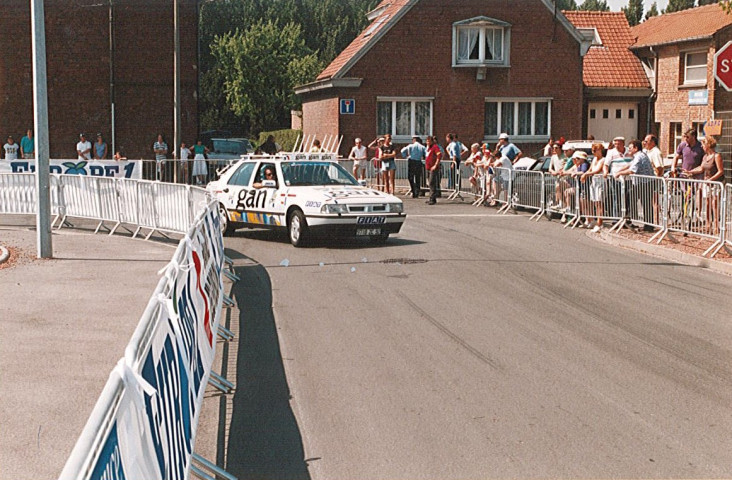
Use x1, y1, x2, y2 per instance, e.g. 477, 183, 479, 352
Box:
317, 1, 413, 81
564, 11, 650, 90
631, 3, 732, 49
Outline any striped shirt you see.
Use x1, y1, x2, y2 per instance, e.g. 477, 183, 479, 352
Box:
153, 141, 168, 162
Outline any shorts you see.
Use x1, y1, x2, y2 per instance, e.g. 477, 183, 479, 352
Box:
382, 159, 396, 171
355, 159, 367, 170
589, 176, 604, 202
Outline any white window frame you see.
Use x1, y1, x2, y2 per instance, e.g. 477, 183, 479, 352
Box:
484, 97, 552, 142
683, 50, 707, 86
452, 17, 511, 68
376, 97, 434, 143
577, 27, 602, 47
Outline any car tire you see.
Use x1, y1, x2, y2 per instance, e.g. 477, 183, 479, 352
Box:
288, 209, 309, 247
219, 203, 234, 236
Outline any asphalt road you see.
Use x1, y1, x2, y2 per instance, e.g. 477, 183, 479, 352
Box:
221, 197, 732, 479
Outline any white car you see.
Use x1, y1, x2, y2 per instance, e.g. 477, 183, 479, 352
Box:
207, 154, 406, 246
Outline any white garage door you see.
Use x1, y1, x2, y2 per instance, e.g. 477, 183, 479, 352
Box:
588, 102, 638, 143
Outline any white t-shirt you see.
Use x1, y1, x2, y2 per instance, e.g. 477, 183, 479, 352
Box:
3, 143, 19, 160
645, 146, 663, 172
604, 147, 627, 175
77, 140, 92, 160
180, 147, 191, 161
349, 145, 367, 161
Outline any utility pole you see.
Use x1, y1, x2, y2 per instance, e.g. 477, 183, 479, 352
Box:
173, 0, 181, 183
31, 0, 52, 258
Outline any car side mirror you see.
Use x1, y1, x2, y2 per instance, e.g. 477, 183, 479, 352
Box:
261, 179, 277, 188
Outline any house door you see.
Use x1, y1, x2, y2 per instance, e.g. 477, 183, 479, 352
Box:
588, 102, 638, 143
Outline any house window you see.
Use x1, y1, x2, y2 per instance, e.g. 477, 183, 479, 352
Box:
670, 122, 683, 152
603, 109, 609, 119
590, 109, 596, 119
377, 98, 432, 141
629, 109, 635, 119
577, 27, 602, 47
692, 122, 704, 139
616, 109, 622, 119
453, 17, 511, 67
484, 98, 551, 140
683, 51, 707, 86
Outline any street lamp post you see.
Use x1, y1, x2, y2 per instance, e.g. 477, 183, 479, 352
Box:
31, 0, 52, 259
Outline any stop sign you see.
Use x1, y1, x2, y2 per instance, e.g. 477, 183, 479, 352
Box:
714, 41, 732, 91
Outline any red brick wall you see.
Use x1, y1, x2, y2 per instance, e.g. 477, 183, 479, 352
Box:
302, 95, 340, 147
301, 0, 584, 157
0, 0, 198, 160
653, 40, 714, 156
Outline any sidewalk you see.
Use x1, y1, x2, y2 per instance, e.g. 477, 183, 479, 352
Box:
0, 218, 178, 479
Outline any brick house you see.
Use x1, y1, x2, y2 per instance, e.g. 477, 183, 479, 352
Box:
631, 3, 732, 177
295, 0, 592, 157
0, 0, 198, 160
564, 11, 651, 144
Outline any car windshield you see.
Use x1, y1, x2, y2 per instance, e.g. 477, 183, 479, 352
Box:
281, 161, 359, 187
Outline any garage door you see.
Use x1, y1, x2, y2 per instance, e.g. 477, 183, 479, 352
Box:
588, 102, 638, 143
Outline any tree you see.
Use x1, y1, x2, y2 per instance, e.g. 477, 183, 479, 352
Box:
622, 0, 643, 25
579, 0, 610, 10
211, 21, 322, 134
697, 0, 717, 5
645, 2, 660, 19
553, 0, 579, 10
663, 0, 695, 13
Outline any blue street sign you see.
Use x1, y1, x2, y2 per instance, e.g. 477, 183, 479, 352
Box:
340, 99, 355, 115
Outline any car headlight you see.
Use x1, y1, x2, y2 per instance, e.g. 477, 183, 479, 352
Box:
321, 204, 348, 214
389, 203, 404, 213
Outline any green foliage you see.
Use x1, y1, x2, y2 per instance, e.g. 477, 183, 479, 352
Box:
622, 0, 644, 25
697, 0, 718, 5
553, 0, 579, 10
579, 0, 609, 10
256, 129, 302, 151
663, 0, 695, 13
211, 20, 322, 134
645, 1, 660, 19
198, 0, 378, 135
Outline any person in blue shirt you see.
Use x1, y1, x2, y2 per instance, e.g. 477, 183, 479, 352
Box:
20, 129, 34, 159
494, 133, 522, 164
401, 136, 426, 198
445, 133, 468, 190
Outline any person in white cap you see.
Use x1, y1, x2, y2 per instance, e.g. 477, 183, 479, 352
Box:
76, 133, 92, 161
348, 137, 368, 181
494, 132, 522, 164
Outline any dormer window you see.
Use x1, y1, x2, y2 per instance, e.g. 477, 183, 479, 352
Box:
453, 17, 511, 67
577, 27, 602, 47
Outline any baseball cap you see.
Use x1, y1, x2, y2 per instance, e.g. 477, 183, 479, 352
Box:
613, 136, 625, 142
499, 133, 509, 140
572, 151, 588, 160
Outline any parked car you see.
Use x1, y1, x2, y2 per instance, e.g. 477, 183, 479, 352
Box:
207, 154, 406, 246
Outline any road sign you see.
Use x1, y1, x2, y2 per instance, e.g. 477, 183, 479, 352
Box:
340, 99, 355, 115
714, 41, 732, 92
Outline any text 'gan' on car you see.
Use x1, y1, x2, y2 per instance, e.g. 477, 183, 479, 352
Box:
207, 153, 407, 247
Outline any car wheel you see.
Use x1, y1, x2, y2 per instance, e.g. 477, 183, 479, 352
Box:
219, 203, 234, 236
288, 209, 309, 247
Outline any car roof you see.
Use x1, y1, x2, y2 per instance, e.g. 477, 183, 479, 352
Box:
235, 153, 339, 163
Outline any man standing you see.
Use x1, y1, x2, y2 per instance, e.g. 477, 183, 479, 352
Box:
643, 134, 664, 177
602, 136, 627, 217
425, 136, 442, 205
614, 139, 654, 231
20, 129, 34, 159
494, 133, 522, 164
671, 128, 703, 179
402, 136, 426, 198
76, 133, 92, 160
380, 134, 397, 195
153, 134, 168, 181
446, 133, 468, 190
3, 136, 19, 160
348, 138, 368, 181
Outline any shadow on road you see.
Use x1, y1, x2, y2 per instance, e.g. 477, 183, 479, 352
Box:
224, 262, 311, 480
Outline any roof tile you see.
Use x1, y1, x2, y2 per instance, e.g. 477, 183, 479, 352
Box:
564, 10, 650, 90
631, 3, 732, 49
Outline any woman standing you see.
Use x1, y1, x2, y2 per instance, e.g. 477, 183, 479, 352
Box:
581, 143, 606, 231
192, 139, 209, 186
93, 133, 108, 160
684, 136, 725, 234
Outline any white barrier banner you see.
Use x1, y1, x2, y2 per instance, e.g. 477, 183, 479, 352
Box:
0, 159, 142, 179
60, 203, 225, 480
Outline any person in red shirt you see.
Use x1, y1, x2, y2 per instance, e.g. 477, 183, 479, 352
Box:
425, 136, 442, 205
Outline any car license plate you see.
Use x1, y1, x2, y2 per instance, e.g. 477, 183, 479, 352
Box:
356, 228, 381, 236
356, 216, 386, 225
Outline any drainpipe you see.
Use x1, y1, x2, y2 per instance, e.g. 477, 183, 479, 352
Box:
647, 46, 658, 139
109, 0, 115, 155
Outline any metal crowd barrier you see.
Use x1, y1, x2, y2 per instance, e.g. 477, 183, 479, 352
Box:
511, 170, 544, 220
0, 173, 207, 238
621, 175, 666, 233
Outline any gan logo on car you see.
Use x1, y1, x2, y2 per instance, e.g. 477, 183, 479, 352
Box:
236, 189, 267, 211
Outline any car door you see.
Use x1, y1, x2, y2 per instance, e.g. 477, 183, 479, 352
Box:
237, 162, 283, 227
222, 162, 256, 223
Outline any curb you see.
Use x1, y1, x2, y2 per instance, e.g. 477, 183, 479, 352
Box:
592, 230, 732, 277
0, 245, 9, 265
